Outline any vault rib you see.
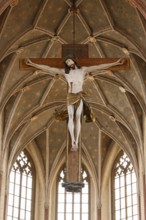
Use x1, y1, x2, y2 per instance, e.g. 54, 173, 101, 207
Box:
6, 120, 32, 165
97, 36, 128, 50
0, 75, 52, 112
0, 53, 18, 103
25, 117, 55, 147
0, 0, 12, 15
64, 0, 72, 7
0, 27, 33, 61
126, 92, 143, 147
98, 0, 115, 29
95, 105, 140, 156
92, 41, 106, 57
137, 11, 146, 35
94, 120, 129, 153
76, 9, 92, 35
91, 80, 108, 106
93, 27, 113, 37
55, 11, 72, 36
89, 101, 141, 149
19, 36, 51, 48
96, 35, 145, 61
33, 0, 49, 28
41, 39, 55, 58
2, 101, 66, 157
106, 104, 141, 147
129, 54, 146, 100
35, 27, 55, 38
3, 35, 51, 61
115, 121, 140, 171
114, 28, 146, 61
2, 91, 23, 151
76, 0, 84, 7
39, 78, 56, 106
0, 6, 11, 38
96, 74, 146, 115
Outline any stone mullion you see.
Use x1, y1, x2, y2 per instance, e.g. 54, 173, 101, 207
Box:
44, 128, 49, 220
97, 130, 102, 220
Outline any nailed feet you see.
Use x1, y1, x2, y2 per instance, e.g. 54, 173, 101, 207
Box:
71, 141, 78, 151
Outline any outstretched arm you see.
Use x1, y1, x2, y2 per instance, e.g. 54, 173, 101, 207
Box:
82, 58, 125, 74
25, 59, 65, 75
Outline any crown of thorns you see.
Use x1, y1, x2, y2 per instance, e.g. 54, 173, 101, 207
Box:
63, 54, 76, 62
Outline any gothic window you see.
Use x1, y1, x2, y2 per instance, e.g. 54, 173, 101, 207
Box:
112, 152, 138, 220
7, 151, 35, 220
57, 167, 89, 220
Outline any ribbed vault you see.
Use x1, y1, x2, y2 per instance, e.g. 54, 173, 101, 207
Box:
0, 0, 146, 176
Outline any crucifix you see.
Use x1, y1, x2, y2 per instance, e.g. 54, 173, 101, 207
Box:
20, 44, 130, 192
19, 0, 130, 193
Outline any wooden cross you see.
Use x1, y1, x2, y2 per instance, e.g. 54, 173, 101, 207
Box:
20, 57, 130, 71
20, 44, 130, 191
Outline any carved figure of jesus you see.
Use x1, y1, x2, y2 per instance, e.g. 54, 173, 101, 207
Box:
25, 57, 124, 151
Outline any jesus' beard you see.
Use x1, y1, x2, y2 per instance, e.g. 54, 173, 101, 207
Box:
70, 64, 76, 70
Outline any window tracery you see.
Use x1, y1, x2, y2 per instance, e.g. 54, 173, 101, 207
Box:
113, 152, 138, 220
7, 151, 34, 220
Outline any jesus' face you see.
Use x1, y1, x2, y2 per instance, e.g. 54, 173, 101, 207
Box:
65, 59, 75, 69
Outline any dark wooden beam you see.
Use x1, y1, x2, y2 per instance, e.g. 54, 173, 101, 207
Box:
67, 150, 80, 182
19, 58, 130, 71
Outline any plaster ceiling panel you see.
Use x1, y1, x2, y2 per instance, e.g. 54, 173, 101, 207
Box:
0, 0, 42, 55
99, 31, 141, 55
81, 121, 99, 171
19, 41, 51, 59
96, 78, 139, 135
7, 79, 51, 129
59, 16, 89, 43
132, 54, 146, 85
94, 109, 130, 149
100, 133, 113, 165
4, 93, 18, 128
117, 65, 145, 100
1, 41, 51, 99
49, 121, 66, 169
139, 13, 146, 31
118, 122, 138, 153
79, 0, 110, 33
37, 0, 68, 33
1, 68, 48, 101
127, 92, 143, 130
43, 79, 67, 104
35, 132, 47, 164
0, 53, 13, 85
96, 40, 125, 57
82, 120, 99, 147
46, 41, 62, 58
88, 42, 103, 58
104, 0, 146, 52
17, 108, 56, 148
8, 30, 51, 53
9, 124, 26, 153
83, 80, 104, 105
49, 121, 66, 149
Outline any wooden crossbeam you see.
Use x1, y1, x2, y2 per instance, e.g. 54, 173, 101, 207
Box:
20, 57, 130, 71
